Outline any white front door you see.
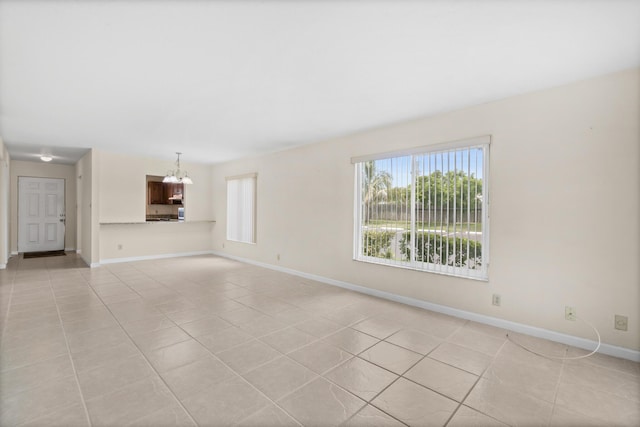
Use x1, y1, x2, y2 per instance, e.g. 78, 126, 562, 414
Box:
18, 177, 65, 253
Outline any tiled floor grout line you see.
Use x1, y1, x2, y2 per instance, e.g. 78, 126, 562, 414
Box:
172, 308, 405, 425
326, 317, 510, 426
82, 276, 201, 427
441, 336, 510, 427
548, 346, 570, 426
10, 255, 637, 426
99, 264, 341, 426
0, 272, 16, 339
331, 321, 482, 425
183, 321, 311, 425
296, 320, 480, 425
183, 311, 375, 425
359, 333, 451, 425
273, 330, 403, 425
338, 316, 492, 425
47, 269, 93, 427
336, 332, 423, 427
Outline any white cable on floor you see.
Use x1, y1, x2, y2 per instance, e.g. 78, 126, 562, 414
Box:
506, 315, 601, 360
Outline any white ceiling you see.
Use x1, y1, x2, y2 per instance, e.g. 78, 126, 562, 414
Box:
1, 0, 639, 165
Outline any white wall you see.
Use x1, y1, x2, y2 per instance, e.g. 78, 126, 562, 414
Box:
0, 137, 10, 268
211, 68, 640, 351
10, 160, 77, 254
76, 150, 98, 266
95, 149, 213, 261
100, 222, 214, 262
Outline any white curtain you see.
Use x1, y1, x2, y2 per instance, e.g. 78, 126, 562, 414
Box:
226, 175, 256, 243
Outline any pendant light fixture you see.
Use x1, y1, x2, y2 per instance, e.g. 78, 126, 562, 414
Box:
163, 152, 193, 184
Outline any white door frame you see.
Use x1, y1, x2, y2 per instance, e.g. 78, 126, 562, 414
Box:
18, 176, 66, 253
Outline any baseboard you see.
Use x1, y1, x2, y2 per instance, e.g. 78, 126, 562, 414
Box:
0, 263, 5, 269
210, 250, 640, 362
11, 251, 17, 256
78, 251, 101, 269
99, 250, 213, 266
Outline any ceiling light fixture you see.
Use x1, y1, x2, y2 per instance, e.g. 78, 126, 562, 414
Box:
40, 155, 53, 162
163, 152, 193, 184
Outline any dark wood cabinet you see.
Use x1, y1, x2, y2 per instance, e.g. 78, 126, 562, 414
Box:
148, 182, 184, 205
148, 181, 165, 204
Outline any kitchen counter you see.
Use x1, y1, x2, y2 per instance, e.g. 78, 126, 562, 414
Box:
100, 220, 215, 225
145, 214, 179, 221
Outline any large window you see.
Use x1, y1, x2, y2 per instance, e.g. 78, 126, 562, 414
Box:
226, 173, 257, 244
353, 136, 489, 280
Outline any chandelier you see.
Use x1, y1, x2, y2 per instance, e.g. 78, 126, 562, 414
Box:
163, 152, 193, 184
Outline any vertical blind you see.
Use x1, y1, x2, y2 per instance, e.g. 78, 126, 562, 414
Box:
353, 137, 489, 279
226, 174, 257, 244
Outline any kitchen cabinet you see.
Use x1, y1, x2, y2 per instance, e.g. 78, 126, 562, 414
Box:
148, 182, 184, 205
148, 182, 165, 204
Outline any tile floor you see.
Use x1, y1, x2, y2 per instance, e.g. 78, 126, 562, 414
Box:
0, 253, 638, 426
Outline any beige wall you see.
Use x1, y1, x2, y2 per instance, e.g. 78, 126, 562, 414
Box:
76, 150, 98, 265
211, 68, 640, 351
97, 150, 212, 223
100, 222, 213, 261
0, 137, 10, 267
10, 160, 77, 254
96, 149, 213, 261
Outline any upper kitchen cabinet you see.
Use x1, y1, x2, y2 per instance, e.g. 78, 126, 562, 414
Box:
148, 181, 165, 204
147, 180, 184, 205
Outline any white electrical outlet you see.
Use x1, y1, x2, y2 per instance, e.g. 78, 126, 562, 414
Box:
614, 315, 628, 331
565, 306, 576, 321
492, 294, 501, 306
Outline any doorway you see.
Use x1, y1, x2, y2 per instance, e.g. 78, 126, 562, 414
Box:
18, 177, 66, 253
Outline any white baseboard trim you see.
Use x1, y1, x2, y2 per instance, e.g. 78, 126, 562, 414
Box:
11, 251, 17, 256
0, 263, 5, 269
99, 250, 213, 266
76, 251, 100, 268
211, 250, 640, 362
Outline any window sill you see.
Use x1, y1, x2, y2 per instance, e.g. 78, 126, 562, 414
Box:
353, 256, 488, 282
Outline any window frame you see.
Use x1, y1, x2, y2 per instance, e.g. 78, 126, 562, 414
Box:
352, 136, 490, 280
226, 173, 257, 244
